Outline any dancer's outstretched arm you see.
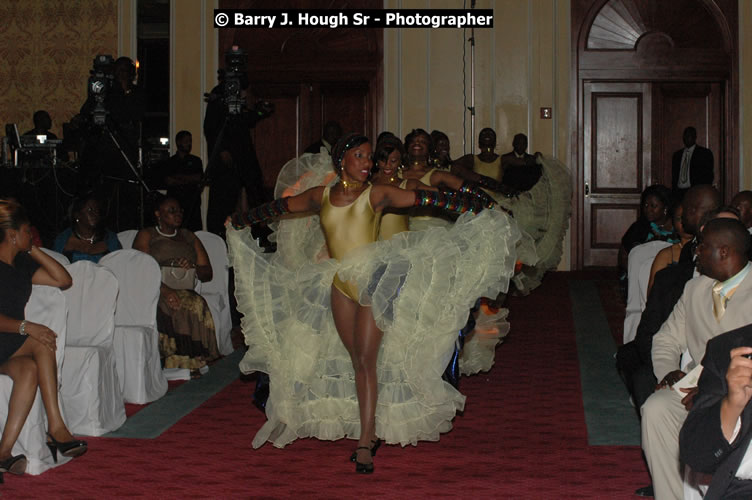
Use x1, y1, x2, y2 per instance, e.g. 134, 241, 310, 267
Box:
231, 186, 325, 228
370, 184, 490, 215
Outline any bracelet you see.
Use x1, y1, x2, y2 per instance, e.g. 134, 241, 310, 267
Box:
18, 320, 28, 336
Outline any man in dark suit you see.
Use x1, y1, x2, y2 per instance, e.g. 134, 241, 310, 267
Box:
681, 323, 752, 499
500, 133, 537, 169
672, 126, 714, 198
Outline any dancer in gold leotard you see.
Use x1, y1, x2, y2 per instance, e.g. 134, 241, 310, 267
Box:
227, 134, 522, 474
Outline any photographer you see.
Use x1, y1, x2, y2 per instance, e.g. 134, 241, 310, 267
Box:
203, 46, 272, 237
78, 56, 146, 231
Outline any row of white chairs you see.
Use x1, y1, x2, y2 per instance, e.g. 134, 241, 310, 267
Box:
0, 231, 235, 475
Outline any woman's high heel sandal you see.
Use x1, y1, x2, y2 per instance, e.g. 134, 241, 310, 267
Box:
46, 433, 88, 463
354, 447, 374, 474
349, 439, 382, 462
0, 454, 27, 475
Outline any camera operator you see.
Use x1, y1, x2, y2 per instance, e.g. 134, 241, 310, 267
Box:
78, 56, 146, 231
203, 46, 273, 237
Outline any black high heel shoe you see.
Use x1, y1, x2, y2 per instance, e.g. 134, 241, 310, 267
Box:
349, 439, 382, 462
46, 433, 88, 463
354, 446, 374, 474
0, 454, 26, 475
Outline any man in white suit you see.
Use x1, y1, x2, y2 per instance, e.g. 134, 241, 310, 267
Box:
641, 217, 752, 499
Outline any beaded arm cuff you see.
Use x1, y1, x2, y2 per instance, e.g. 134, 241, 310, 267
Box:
458, 182, 497, 208
413, 189, 488, 215
231, 197, 291, 229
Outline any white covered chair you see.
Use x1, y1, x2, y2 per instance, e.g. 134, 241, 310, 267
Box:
60, 261, 125, 436
0, 285, 70, 475
622, 240, 672, 344
117, 230, 138, 249
40, 248, 70, 266
195, 231, 234, 355
99, 250, 168, 404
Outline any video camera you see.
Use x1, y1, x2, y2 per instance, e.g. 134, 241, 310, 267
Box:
87, 55, 115, 126
224, 46, 249, 115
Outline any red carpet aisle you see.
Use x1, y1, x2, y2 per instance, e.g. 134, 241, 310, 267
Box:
4, 272, 649, 498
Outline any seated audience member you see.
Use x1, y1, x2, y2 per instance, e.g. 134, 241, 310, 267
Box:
154, 130, 204, 232
731, 190, 752, 232
680, 323, 752, 499
0, 197, 41, 248
617, 185, 720, 416
133, 195, 219, 372
0, 199, 87, 477
618, 184, 676, 278
646, 201, 692, 296
642, 217, 752, 500
304, 121, 342, 155
53, 195, 121, 263
500, 133, 541, 170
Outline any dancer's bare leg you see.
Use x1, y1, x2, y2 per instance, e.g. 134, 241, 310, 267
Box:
0, 355, 37, 459
352, 303, 383, 464
331, 285, 383, 465
10, 338, 74, 443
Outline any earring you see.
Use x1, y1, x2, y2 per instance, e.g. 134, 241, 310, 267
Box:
12, 238, 16, 246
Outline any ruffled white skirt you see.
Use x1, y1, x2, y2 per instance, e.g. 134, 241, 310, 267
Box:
228, 207, 522, 449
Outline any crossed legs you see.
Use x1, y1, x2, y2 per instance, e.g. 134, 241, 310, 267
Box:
331, 285, 383, 466
0, 336, 74, 460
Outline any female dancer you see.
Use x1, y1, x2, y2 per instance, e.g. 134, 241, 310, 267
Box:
228, 134, 521, 473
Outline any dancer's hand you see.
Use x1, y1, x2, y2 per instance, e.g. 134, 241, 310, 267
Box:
24, 322, 57, 352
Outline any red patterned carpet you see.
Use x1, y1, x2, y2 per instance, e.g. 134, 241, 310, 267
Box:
4, 272, 649, 498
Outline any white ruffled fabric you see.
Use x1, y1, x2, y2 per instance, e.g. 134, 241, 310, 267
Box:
459, 307, 511, 376
493, 156, 572, 294
227, 152, 524, 449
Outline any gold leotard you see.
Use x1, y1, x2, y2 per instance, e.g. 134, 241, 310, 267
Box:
473, 155, 503, 182
320, 184, 382, 301
379, 179, 409, 240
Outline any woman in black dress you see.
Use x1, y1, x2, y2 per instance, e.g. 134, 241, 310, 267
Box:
0, 199, 87, 478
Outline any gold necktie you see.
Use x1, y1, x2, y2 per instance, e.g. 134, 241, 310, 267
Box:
712, 281, 727, 321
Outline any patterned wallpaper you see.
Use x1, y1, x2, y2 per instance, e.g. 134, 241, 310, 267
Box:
0, 0, 118, 137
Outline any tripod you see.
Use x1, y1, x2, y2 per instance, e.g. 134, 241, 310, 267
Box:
81, 121, 151, 231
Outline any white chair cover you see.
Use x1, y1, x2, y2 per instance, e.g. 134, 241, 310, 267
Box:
60, 261, 125, 436
117, 230, 138, 249
195, 231, 233, 355
99, 250, 167, 404
40, 248, 70, 266
0, 286, 70, 475
623, 240, 672, 343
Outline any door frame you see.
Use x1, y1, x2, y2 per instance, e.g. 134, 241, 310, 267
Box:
570, 0, 738, 269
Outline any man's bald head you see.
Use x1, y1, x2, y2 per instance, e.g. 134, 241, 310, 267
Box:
682, 185, 722, 236
731, 191, 752, 229
696, 218, 751, 281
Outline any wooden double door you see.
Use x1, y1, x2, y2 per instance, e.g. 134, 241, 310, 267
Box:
583, 81, 724, 267
250, 82, 373, 197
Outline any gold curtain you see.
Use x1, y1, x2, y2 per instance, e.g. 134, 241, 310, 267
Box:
0, 0, 118, 137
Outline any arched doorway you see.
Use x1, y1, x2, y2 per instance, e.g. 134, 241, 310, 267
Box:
571, 0, 738, 267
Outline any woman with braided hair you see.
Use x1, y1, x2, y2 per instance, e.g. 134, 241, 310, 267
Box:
227, 133, 522, 474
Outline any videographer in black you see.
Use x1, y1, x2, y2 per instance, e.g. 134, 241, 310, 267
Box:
78, 56, 146, 231
203, 46, 272, 238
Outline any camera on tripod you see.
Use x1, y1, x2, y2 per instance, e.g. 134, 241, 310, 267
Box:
224, 46, 249, 115
88, 55, 115, 126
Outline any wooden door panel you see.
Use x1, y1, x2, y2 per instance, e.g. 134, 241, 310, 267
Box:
593, 94, 643, 193
583, 82, 651, 267
320, 83, 370, 138
251, 85, 303, 196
